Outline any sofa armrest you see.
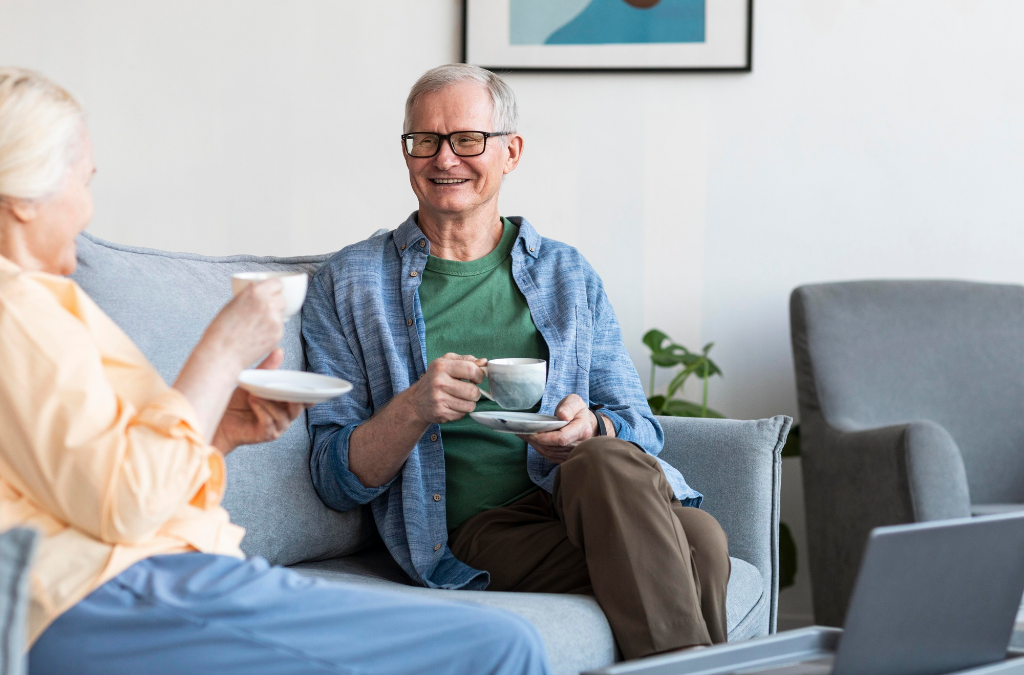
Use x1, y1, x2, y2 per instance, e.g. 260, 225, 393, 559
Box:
657, 415, 791, 634
1, 528, 38, 675
801, 419, 971, 626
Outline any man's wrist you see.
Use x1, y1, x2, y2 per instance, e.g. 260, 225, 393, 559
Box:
588, 409, 606, 437
588, 411, 617, 439
397, 382, 423, 426
393, 383, 433, 432
602, 415, 617, 438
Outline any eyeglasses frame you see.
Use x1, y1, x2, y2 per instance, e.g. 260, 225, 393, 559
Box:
400, 130, 513, 158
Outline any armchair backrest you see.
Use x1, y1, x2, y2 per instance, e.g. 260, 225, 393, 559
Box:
791, 280, 1024, 504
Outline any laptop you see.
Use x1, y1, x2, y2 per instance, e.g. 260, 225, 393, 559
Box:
738, 511, 1024, 675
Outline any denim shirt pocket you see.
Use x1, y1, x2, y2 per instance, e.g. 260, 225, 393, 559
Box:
575, 304, 593, 372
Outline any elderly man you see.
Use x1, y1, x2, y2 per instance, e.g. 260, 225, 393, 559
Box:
303, 64, 729, 661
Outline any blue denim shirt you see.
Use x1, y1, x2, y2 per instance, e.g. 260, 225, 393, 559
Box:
303, 214, 702, 590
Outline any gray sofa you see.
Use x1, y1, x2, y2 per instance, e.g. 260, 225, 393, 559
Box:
0, 529, 36, 675
69, 233, 789, 674
790, 280, 1024, 627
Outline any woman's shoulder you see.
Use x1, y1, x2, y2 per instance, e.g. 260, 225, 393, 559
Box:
0, 270, 95, 362
0, 267, 60, 315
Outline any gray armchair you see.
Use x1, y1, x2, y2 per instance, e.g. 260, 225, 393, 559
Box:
790, 280, 1024, 626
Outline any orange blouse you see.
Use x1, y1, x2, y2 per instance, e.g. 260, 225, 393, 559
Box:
0, 254, 244, 645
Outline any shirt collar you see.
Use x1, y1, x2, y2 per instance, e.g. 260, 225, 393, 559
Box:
393, 212, 428, 257
506, 216, 541, 259
393, 212, 542, 260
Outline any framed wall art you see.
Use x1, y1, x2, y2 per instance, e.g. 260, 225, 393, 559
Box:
463, 0, 752, 73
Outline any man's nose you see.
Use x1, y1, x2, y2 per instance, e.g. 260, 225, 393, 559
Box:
433, 141, 461, 169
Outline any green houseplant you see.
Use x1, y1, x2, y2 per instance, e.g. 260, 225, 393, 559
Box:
643, 328, 799, 589
642, 329, 723, 418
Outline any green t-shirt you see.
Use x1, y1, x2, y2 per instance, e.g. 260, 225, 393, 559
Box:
418, 218, 548, 531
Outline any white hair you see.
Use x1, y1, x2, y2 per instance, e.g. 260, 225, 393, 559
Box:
0, 67, 84, 202
404, 64, 519, 134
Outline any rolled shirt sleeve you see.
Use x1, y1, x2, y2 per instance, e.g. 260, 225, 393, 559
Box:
581, 258, 664, 453
303, 270, 393, 511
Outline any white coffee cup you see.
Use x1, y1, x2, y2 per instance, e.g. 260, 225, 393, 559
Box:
231, 271, 308, 319
477, 358, 547, 410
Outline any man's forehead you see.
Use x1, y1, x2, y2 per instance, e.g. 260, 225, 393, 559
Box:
409, 82, 493, 127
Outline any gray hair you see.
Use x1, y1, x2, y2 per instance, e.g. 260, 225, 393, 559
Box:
404, 64, 518, 134
0, 67, 84, 201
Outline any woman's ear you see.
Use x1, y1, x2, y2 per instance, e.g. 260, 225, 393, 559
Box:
3, 198, 38, 224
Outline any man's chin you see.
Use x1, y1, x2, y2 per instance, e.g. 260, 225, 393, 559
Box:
420, 198, 477, 217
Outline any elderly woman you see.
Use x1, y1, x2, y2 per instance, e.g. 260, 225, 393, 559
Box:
0, 68, 549, 675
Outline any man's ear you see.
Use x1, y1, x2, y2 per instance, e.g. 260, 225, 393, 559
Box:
504, 134, 524, 175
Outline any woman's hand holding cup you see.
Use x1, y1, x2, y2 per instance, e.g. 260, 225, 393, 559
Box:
175, 277, 289, 448
231, 272, 308, 320
206, 278, 287, 371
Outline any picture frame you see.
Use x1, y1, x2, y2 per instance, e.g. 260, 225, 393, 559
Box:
462, 0, 753, 73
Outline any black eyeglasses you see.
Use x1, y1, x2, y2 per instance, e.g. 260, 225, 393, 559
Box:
401, 131, 512, 158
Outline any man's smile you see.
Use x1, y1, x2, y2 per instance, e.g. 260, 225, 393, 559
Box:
430, 178, 470, 185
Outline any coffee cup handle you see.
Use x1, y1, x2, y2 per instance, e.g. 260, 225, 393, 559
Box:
476, 365, 494, 401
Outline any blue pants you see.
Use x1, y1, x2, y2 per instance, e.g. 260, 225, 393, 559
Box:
30, 553, 551, 675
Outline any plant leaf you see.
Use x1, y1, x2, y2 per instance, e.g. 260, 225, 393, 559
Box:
647, 395, 666, 414
702, 341, 715, 354
661, 399, 703, 417
661, 399, 705, 417
651, 352, 685, 367
678, 353, 702, 366
690, 357, 723, 379
666, 367, 695, 398
656, 397, 726, 419
642, 329, 670, 352
669, 358, 714, 395
781, 424, 801, 457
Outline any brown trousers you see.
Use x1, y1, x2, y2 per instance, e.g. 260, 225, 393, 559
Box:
449, 436, 730, 660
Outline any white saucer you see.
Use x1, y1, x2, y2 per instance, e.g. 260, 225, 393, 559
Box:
238, 369, 352, 404
470, 411, 569, 434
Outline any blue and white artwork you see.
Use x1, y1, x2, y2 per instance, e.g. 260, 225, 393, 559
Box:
510, 0, 706, 46
465, 0, 749, 71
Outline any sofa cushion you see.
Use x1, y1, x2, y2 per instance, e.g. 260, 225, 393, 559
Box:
725, 557, 770, 642
71, 234, 375, 566
291, 546, 765, 675
0, 528, 37, 675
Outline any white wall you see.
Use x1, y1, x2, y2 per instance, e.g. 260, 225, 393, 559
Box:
5, 0, 1024, 625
